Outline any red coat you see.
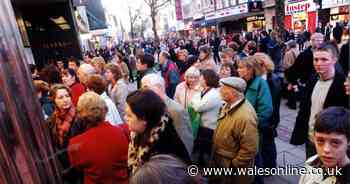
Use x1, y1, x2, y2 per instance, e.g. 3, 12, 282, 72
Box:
68, 122, 129, 184
70, 82, 85, 107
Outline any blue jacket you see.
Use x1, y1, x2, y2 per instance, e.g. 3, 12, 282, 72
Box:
245, 76, 273, 132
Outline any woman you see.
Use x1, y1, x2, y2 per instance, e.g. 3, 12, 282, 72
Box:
237, 56, 273, 170
62, 69, 85, 107
174, 67, 201, 109
194, 45, 217, 72
91, 56, 106, 75
254, 52, 282, 169
105, 63, 128, 121
68, 92, 129, 184
175, 49, 189, 76
190, 69, 222, 167
115, 53, 130, 82
126, 89, 193, 183
219, 63, 238, 79
46, 84, 82, 183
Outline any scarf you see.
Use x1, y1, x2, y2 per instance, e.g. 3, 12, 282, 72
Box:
52, 106, 76, 146
128, 114, 169, 174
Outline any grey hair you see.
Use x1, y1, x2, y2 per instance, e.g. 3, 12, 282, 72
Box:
141, 73, 165, 91
184, 67, 200, 78
79, 63, 96, 76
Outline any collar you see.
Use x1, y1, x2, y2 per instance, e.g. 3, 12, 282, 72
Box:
227, 98, 244, 111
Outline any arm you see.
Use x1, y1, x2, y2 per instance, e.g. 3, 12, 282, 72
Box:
232, 119, 258, 168
256, 81, 273, 131
190, 90, 221, 113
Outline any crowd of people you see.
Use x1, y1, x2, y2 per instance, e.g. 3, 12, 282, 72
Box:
29, 26, 350, 184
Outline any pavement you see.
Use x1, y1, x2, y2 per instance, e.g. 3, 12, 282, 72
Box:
264, 100, 305, 184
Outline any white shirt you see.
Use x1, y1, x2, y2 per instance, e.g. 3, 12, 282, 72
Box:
101, 92, 123, 125
308, 79, 333, 141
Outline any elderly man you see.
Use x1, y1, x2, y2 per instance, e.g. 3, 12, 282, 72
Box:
77, 63, 96, 86
141, 73, 194, 157
210, 77, 258, 184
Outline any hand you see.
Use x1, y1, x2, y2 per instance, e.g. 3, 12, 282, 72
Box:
345, 81, 350, 95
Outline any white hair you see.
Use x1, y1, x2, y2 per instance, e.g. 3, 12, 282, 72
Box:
141, 73, 165, 91
79, 63, 96, 75
184, 67, 200, 78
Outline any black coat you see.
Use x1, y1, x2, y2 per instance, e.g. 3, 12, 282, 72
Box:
285, 47, 315, 85
267, 73, 283, 135
290, 71, 349, 145
339, 40, 349, 75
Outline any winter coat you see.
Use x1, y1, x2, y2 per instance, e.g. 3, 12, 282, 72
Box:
107, 79, 128, 121
191, 88, 223, 130
161, 60, 180, 98
211, 99, 258, 184
286, 47, 315, 85
283, 48, 300, 71
266, 73, 282, 135
245, 76, 273, 133
174, 82, 201, 109
339, 40, 349, 75
290, 71, 349, 145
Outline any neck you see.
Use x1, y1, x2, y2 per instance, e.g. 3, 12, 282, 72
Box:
226, 96, 242, 106
319, 68, 335, 81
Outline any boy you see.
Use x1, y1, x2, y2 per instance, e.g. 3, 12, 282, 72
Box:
299, 107, 350, 184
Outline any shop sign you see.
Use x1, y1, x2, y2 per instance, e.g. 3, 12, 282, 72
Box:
247, 15, 265, 22
248, 1, 263, 12
285, 0, 316, 15
322, 0, 350, 9
205, 4, 248, 20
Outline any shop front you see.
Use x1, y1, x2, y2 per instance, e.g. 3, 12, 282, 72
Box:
329, 5, 349, 27
284, 0, 317, 33
247, 15, 265, 32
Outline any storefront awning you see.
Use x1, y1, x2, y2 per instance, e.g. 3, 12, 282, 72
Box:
192, 19, 217, 28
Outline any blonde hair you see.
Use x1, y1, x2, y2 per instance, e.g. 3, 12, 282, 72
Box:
238, 56, 264, 76
91, 56, 106, 73
254, 52, 275, 73
77, 91, 107, 127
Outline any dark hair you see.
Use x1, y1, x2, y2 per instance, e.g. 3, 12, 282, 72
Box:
48, 84, 72, 105
87, 75, 106, 95
62, 68, 78, 81
41, 64, 61, 85
126, 89, 165, 129
136, 53, 155, 68
105, 63, 123, 81
316, 42, 339, 60
29, 64, 37, 74
221, 63, 238, 77
314, 107, 350, 141
201, 69, 220, 88
199, 45, 211, 56
68, 58, 80, 66
260, 31, 269, 37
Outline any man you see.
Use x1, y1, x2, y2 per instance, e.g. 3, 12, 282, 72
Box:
220, 48, 235, 65
141, 73, 193, 157
210, 77, 258, 184
68, 58, 79, 72
159, 51, 180, 98
299, 107, 350, 184
136, 53, 156, 89
287, 33, 324, 93
333, 22, 343, 44
77, 63, 96, 86
291, 43, 349, 158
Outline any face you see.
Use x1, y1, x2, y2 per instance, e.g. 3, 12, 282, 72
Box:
125, 104, 147, 133
219, 66, 232, 79
186, 75, 199, 88
237, 63, 253, 81
57, 61, 64, 69
62, 73, 76, 87
220, 53, 232, 64
311, 35, 324, 49
199, 51, 208, 61
136, 59, 147, 71
219, 85, 235, 102
68, 62, 78, 71
84, 56, 91, 64
314, 132, 349, 168
105, 69, 114, 81
55, 89, 72, 111
177, 53, 186, 62
77, 69, 87, 85
159, 54, 166, 65
313, 51, 336, 78
199, 75, 207, 88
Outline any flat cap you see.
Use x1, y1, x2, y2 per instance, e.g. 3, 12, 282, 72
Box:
220, 77, 247, 93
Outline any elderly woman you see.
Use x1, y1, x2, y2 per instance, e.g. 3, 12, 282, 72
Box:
68, 92, 129, 184
105, 63, 128, 121
254, 53, 282, 169
46, 84, 81, 183
126, 89, 193, 183
237, 56, 273, 170
61, 68, 85, 107
174, 67, 201, 109
190, 69, 222, 167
